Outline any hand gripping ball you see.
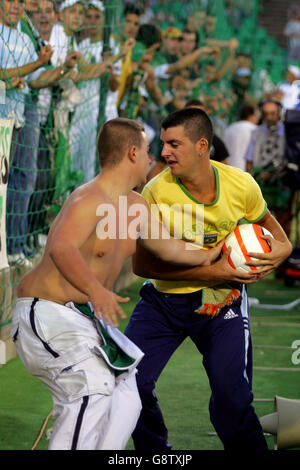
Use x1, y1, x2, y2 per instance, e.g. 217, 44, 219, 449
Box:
222, 223, 272, 273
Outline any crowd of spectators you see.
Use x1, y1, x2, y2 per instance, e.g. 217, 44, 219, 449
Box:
0, 0, 299, 268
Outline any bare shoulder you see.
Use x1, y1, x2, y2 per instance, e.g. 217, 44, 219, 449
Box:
63, 180, 108, 212
48, 181, 111, 237
128, 190, 148, 207
127, 191, 150, 230
47, 180, 109, 243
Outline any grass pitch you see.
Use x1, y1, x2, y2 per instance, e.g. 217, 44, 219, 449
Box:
0, 274, 299, 451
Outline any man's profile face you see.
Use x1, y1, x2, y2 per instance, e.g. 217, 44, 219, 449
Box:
160, 125, 200, 178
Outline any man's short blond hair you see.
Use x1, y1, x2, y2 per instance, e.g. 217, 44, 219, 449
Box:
97, 118, 145, 168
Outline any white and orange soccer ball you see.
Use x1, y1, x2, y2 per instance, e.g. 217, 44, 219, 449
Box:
222, 223, 273, 273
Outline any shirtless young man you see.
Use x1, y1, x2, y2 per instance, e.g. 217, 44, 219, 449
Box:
11, 118, 221, 451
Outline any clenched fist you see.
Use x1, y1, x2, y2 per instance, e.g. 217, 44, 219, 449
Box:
38, 45, 53, 65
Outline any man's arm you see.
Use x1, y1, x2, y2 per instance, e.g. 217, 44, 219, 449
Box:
133, 239, 260, 285
29, 65, 76, 89
29, 51, 79, 89
138, 199, 223, 267
74, 38, 135, 83
166, 46, 219, 75
211, 39, 238, 82
246, 160, 253, 173
133, 193, 260, 285
0, 45, 53, 81
2, 77, 25, 90
141, 61, 164, 106
0, 60, 42, 80
48, 193, 128, 327
244, 138, 255, 173
247, 209, 293, 276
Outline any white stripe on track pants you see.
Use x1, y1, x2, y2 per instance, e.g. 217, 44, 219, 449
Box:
49, 371, 141, 450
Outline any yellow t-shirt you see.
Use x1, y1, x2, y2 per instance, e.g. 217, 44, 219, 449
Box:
142, 160, 267, 294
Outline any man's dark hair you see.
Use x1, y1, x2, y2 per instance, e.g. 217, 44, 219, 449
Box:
135, 24, 162, 48
259, 98, 282, 113
162, 108, 214, 147
185, 98, 205, 108
239, 104, 256, 120
124, 3, 142, 17
97, 118, 145, 168
236, 52, 252, 59
182, 28, 199, 48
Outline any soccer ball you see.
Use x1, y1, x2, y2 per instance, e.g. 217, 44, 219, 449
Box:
222, 223, 272, 273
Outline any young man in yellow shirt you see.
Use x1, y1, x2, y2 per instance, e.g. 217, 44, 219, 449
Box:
125, 107, 292, 451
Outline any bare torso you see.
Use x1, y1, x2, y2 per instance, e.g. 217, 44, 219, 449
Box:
17, 185, 140, 305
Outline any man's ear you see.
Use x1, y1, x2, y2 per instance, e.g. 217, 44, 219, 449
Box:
196, 137, 209, 155
128, 145, 137, 163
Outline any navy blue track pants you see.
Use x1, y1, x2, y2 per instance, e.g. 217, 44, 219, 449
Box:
125, 281, 268, 451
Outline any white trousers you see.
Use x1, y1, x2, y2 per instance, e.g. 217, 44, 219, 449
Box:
11, 298, 142, 450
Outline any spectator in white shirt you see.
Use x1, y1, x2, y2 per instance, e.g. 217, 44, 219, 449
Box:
0, 0, 53, 262
224, 104, 258, 171
277, 64, 300, 112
